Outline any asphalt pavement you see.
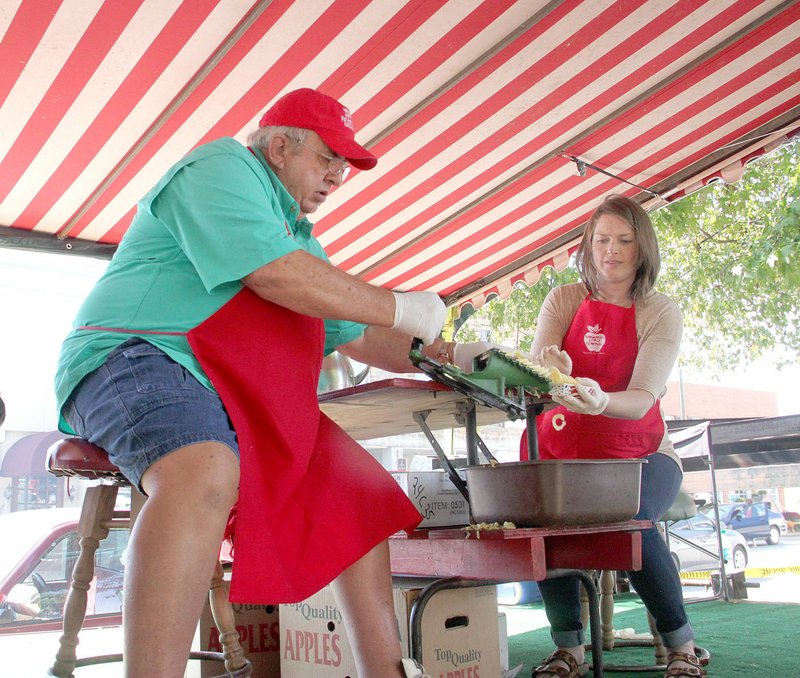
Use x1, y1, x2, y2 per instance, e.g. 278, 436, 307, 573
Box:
725, 531, 800, 604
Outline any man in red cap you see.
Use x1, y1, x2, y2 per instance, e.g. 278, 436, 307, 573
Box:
258, 87, 378, 169
55, 88, 493, 678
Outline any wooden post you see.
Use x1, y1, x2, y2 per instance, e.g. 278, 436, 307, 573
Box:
208, 561, 249, 675
50, 484, 118, 678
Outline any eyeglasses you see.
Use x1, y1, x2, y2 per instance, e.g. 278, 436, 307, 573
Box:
297, 141, 350, 180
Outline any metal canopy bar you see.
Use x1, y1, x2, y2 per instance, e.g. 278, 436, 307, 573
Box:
0, 226, 116, 258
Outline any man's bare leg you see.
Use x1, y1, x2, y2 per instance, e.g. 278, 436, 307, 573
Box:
331, 541, 408, 677
123, 441, 239, 678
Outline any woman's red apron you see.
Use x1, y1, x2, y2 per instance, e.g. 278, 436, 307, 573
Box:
521, 295, 664, 461
186, 288, 421, 603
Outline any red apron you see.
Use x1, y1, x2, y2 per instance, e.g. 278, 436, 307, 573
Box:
182, 288, 421, 603
521, 295, 664, 460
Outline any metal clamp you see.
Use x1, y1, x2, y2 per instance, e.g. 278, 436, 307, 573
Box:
412, 410, 469, 502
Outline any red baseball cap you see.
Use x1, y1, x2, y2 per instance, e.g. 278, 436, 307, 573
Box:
259, 88, 377, 170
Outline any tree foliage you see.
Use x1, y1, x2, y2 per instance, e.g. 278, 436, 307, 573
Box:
458, 137, 800, 373
457, 268, 578, 350
653, 138, 800, 370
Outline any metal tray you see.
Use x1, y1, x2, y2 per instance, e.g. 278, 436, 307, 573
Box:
465, 459, 645, 527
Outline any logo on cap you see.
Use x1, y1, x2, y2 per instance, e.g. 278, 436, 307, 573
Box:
340, 107, 353, 130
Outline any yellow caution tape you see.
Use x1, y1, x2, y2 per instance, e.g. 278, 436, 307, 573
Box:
679, 570, 715, 580
741, 565, 800, 578
679, 565, 800, 580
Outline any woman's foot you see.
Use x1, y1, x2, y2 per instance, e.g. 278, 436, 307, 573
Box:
664, 644, 705, 677
531, 648, 588, 677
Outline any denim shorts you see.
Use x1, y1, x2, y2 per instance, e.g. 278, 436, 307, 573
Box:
62, 338, 239, 491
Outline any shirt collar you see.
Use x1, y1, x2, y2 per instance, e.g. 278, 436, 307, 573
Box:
249, 145, 314, 240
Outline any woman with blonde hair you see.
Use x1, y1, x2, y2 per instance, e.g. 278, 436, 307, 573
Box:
524, 195, 703, 678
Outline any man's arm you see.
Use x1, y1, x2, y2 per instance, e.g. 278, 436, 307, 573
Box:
337, 326, 453, 373
243, 249, 395, 326
244, 249, 446, 345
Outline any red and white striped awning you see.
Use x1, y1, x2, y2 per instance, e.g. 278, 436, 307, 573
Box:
1, 0, 798, 310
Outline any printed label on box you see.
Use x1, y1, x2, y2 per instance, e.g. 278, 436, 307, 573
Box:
196, 599, 280, 677
280, 586, 361, 677
391, 470, 470, 527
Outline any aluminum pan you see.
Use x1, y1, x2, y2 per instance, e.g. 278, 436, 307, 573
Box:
465, 459, 645, 527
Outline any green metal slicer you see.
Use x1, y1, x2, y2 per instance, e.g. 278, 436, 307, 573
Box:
467, 348, 552, 395
408, 342, 553, 419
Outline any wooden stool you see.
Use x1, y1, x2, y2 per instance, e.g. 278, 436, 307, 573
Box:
46, 437, 251, 677
580, 489, 709, 673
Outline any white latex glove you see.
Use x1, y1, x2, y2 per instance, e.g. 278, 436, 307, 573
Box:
534, 345, 573, 376
552, 376, 609, 415
391, 291, 446, 345
452, 342, 511, 372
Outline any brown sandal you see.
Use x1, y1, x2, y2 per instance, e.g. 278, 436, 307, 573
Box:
664, 651, 706, 677
531, 649, 589, 678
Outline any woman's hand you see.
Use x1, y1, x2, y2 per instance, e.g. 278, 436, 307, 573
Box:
552, 377, 609, 415
534, 345, 573, 376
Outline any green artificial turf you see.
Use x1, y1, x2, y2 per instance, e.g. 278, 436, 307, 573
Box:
508, 596, 798, 676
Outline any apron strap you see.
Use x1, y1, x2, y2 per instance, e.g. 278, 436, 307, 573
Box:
76, 325, 186, 336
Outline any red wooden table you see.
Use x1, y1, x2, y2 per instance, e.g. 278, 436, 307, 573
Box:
390, 521, 646, 579
318, 377, 511, 440
319, 379, 648, 675
390, 521, 648, 677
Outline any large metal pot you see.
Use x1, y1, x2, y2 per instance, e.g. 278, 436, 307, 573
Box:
317, 351, 370, 393
465, 459, 645, 527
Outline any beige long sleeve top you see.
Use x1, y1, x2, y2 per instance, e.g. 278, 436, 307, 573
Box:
532, 282, 683, 463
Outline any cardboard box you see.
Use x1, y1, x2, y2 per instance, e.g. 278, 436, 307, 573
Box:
498, 612, 508, 671
193, 597, 280, 677
415, 585, 500, 678
280, 584, 500, 678
279, 585, 409, 677
391, 470, 470, 527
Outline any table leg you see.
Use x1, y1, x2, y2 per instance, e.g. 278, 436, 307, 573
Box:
462, 401, 479, 466
546, 569, 604, 678
412, 410, 469, 500
525, 402, 544, 459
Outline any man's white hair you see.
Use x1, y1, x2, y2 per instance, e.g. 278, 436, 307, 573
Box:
247, 125, 308, 149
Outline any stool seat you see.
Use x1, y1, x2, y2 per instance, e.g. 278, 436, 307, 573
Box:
45, 437, 251, 677
47, 438, 127, 482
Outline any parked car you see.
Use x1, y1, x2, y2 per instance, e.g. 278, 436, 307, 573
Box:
667, 515, 749, 572
0, 508, 127, 634
782, 510, 800, 533
700, 501, 788, 545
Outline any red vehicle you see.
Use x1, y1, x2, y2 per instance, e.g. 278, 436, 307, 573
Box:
0, 508, 127, 634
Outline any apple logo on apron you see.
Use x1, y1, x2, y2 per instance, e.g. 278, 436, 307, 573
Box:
584, 324, 606, 352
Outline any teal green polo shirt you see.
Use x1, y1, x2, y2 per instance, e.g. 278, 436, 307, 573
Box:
55, 138, 365, 432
